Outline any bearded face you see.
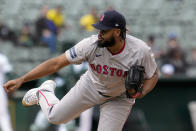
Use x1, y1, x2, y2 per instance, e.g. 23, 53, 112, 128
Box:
97, 29, 116, 48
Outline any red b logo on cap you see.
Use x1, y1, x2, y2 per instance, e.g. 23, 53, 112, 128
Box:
100, 14, 104, 21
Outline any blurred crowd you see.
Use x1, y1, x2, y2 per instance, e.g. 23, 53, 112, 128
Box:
0, 5, 99, 54
146, 33, 196, 78
0, 5, 66, 54
1, 4, 196, 78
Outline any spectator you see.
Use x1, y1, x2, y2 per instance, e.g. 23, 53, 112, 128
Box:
34, 5, 49, 42
34, 5, 58, 53
147, 35, 163, 60
160, 33, 187, 77
166, 33, 180, 49
0, 53, 13, 131
46, 5, 65, 34
80, 8, 98, 32
41, 29, 57, 53
18, 22, 34, 47
161, 64, 175, 78
0, 17, 17, 44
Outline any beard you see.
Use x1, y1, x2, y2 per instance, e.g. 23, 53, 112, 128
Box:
97, 35, 115, 48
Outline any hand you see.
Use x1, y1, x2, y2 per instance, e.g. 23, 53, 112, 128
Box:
128, 88, 137, 94
131, 92, 142, 98
128, 89, 143, 99
3, 77, 24, 94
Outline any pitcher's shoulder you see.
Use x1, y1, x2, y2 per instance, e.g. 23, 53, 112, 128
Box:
76, 35, 98, 50
81, 35, 98, 46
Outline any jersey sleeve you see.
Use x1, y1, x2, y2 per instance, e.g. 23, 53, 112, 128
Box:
65, 36, 96, 64
141, 46, 157, 79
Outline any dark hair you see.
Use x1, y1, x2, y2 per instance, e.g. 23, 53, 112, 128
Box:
148, 35, 155, 42
120, 28, 126, 40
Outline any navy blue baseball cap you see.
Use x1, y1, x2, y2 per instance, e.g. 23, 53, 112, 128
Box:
92, 10, 126, 30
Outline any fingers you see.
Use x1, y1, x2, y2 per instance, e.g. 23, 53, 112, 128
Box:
131, 92, 142, 98
3, 82, 11, 93
7, 85, 17, 93
3, 85, 8, 93
128, 89, 136, 94
3, 80, 17, 94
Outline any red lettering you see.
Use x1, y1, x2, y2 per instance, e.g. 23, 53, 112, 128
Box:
90, 64, 126, 77
116, 69, 122, 77
90, 64, 96, 71
123, 71, 127, 77
103, 65, 109, 75
109, 67, 116, 76
96, 64, 102, 74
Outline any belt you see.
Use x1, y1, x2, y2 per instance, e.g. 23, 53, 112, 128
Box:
98, 91, 111, 98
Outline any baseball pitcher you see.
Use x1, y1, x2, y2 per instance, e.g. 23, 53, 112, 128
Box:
3, 10, 158, 131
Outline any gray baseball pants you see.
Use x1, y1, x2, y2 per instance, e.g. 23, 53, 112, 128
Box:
38, 76, 135, 131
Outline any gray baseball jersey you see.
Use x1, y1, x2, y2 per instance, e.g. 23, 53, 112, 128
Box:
37, 34, 157, 131
65, 34, 157, 97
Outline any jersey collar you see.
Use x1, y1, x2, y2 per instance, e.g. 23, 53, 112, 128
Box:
111, 40, 125, 55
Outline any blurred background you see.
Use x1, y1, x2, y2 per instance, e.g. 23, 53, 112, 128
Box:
0, 0, 196, 131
